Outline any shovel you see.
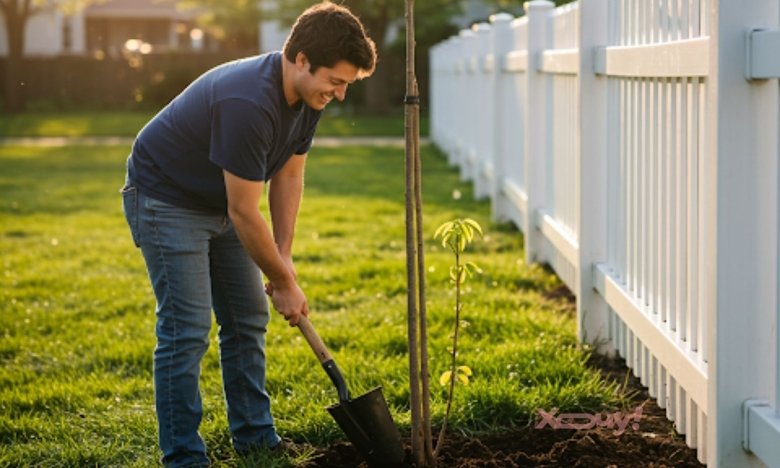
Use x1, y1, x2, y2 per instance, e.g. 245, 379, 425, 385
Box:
297, 315, 405, 466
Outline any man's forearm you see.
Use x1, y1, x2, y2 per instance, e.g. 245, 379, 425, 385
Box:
223, 168, 307, 324
228, 205, 295, 288
269, 157, 305, 257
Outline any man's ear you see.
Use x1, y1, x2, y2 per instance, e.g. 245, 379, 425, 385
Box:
295, 52, 310, 72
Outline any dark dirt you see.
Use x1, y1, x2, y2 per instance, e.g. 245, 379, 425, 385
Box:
303, 354, 705, 467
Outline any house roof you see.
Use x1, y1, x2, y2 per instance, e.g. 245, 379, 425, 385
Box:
84, 0, 199, 21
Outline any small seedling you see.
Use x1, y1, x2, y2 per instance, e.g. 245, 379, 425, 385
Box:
433, 217, 483, 455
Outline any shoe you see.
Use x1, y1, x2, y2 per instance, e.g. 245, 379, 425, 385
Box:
269, 437, 312, 458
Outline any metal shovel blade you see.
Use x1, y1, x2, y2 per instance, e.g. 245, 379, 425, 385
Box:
327, 386, 405, 466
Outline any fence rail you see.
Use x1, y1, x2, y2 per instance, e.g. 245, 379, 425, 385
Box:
430, 0, 780, 466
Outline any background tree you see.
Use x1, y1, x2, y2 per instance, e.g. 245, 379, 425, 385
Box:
0, 0, 95, 113
269, 0, 460, 115
178, 0, 262, 52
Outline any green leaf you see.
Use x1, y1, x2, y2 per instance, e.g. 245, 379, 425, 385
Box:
434, 221, 454, 240
458, 234, 466, 253
445, 231, 459, 250
457, 268, 467, 284
463, 218, 484, 237
464, 261, 481, 275
462, 224, 474, 243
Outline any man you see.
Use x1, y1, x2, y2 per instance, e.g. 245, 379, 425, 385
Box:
120, 2, 377, 466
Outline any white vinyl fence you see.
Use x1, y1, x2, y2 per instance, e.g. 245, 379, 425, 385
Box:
430, 0, 780, 466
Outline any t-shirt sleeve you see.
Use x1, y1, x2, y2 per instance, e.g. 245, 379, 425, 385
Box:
293, 110, 322, 155
209, 98, 274, 181
294, 133, 314, 155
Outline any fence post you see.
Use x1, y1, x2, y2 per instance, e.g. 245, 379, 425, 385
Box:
449, 34, 465, 166
474, 23, 494, 200
429, 44, 440, 148
489, 13, 515, 222
457, 29, 477, 177
446, 37, 461, 163
446, 38, 460, 157
442, 38, 458, 157
706, 0, 780, 465
576, 0, 610, 351
523, 0, 554, 264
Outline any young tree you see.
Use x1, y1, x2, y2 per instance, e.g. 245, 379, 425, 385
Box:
433, 218, 482, 456
405, 0, 431, 464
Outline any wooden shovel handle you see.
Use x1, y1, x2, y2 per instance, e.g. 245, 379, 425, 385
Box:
297, 315, 334, 364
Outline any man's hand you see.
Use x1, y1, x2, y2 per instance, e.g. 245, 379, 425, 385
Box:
265, 254, 305, 326
266, 279, 308, 326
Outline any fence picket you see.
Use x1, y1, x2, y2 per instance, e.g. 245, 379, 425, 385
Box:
658, 362, 667, 409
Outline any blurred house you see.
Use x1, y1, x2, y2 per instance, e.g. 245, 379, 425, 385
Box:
258, 18, 286, 54
0, 0, 215, 59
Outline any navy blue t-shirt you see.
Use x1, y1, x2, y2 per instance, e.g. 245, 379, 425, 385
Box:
127, 52, 322, 213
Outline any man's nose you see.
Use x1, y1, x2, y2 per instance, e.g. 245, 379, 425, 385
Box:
335, 83, 348, 101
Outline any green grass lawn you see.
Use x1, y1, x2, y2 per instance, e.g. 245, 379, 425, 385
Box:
0, 143, 626, 466
0, 110, 429, 138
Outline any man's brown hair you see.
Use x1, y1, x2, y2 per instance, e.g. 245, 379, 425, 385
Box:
283, 1, 377, 78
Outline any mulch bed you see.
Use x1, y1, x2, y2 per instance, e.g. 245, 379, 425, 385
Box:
304, 354, 705, 467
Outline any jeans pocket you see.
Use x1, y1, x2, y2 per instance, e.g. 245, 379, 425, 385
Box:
121, 184, 141, 247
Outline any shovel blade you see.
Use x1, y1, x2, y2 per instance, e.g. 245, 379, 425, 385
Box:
327, 386, 405, 466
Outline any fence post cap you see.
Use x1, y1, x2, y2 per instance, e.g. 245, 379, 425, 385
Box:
490, 12, 514, 25
524, 0, 555, 12
472, 22, 492, 33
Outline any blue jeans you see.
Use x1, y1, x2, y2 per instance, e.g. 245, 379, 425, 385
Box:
121, 184, 281, 467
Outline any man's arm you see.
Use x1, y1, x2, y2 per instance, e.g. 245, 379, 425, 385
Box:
268, 154, 306, 275
224, 169, 308, 325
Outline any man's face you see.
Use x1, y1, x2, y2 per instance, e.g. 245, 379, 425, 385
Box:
294, 55, 359, 110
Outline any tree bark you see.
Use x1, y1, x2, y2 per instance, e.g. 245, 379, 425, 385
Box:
404, 0, 422, 464
405, 0, 434, 465
1, 0, 32, 113
363, 10, 391, 115
363, 60, 390, 115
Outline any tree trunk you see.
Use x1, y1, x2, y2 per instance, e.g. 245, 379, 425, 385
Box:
405, 0, 435, 465
363, 12, 390, 115
4, 51, 26, 114
363, 60, 390, 115
2, 0, 29, 113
